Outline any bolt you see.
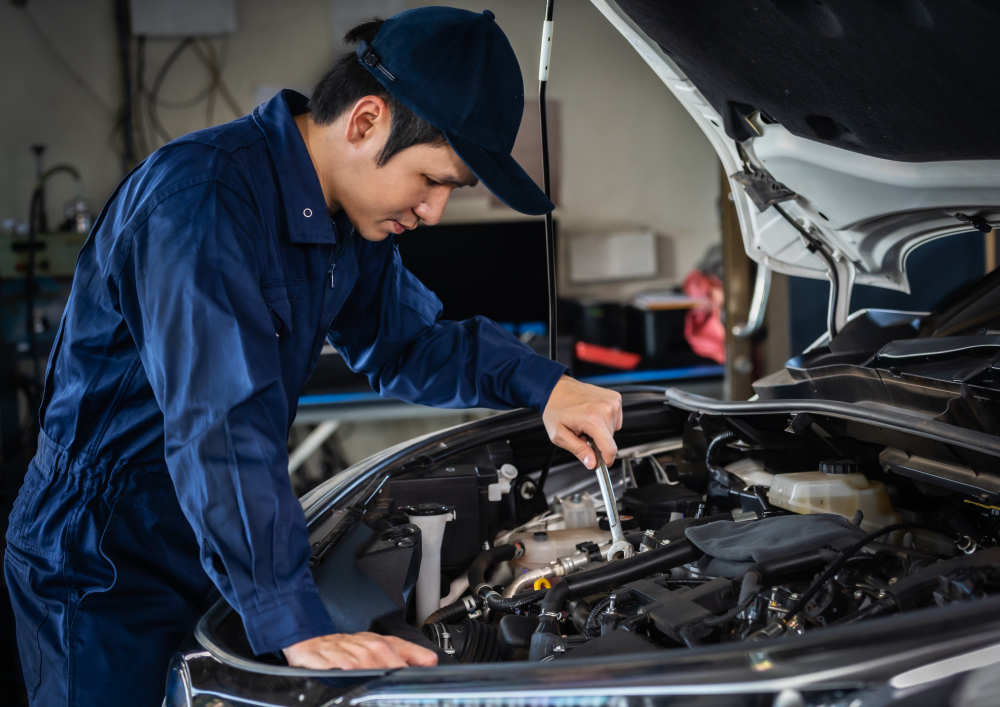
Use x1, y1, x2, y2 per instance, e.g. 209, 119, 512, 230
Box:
571, 493, 582, 503
853, 590, 863, 601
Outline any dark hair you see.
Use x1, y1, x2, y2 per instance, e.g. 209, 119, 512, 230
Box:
310, 19, 445, 167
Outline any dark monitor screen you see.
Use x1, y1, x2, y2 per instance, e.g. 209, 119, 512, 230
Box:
393, 220, 553, 327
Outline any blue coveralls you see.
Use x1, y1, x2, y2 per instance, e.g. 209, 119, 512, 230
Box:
4, 90, 567, 706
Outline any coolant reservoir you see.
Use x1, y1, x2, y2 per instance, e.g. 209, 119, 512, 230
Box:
556, 492, 598, 529
767, 460, 901, 535
509, 528, 612, 570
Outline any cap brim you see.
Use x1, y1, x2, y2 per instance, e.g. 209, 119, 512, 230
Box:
443, 132, 555, 216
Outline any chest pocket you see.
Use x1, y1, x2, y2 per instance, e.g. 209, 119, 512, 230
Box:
261, 280, 307, 356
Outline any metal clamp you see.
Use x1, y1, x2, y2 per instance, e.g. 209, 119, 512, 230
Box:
587, 437, 634, 561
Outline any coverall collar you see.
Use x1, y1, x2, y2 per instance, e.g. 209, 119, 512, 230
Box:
253, 89, 338, 244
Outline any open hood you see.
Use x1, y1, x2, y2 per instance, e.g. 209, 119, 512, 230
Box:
591, 0, 1000, 331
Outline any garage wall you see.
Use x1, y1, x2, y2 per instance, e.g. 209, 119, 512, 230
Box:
0, 0, 720, 293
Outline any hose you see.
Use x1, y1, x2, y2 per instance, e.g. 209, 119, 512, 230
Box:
538, 539, 703, 618
468, 542, 521, 594
486, 588, 547, 612
584, 596, 613, 635
425, 586, 547, 627
704, 582, 757, 627
834, 596, 897, 626
784, 522, 959, 621
678, 624, 701, 648
705, 432, 737, 488
423, 600, 470, 627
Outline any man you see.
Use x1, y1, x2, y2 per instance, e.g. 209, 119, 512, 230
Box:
5, 7, 622, 706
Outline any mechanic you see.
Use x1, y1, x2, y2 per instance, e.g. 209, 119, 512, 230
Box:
4, 7, 623, 707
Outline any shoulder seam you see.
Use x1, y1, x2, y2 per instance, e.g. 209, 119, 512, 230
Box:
111, 175, 256, 283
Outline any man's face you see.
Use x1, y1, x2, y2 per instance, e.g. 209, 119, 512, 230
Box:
339, 139, 478, 242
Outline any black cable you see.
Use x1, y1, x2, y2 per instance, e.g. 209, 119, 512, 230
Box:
133, 37, 150, 157
784, 522, 960, 622
584, 596, 612, 635
537, 443, 556, 493
773, 203, 840, 338
114, 0, 135, 173
19, 8, 116, 117
147, 38, 195, 144
486, 588, 547, 612
833, 595, 896, 626
703, 583, 758, 627
705, 431, 737, 488
538, 0, 557, 361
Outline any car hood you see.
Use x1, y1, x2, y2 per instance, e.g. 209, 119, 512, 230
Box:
591, 0, 1000, 319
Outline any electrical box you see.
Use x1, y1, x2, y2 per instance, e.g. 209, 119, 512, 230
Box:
130, 0, 236, 37
569, 230, 658, 283
379, 463, 498, 573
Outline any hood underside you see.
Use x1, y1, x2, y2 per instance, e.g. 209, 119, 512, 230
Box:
592, 0, 1000, 328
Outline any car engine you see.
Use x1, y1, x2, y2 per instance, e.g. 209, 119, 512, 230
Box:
312, 411, 1000, 665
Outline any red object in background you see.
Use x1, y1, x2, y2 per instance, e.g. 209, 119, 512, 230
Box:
682, 270, 726, 364
575, 341, 641, 370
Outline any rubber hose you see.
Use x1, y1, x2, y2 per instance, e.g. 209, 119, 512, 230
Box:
678, 624, 701, 648
539, 539, 704, 617
423, 600, 469, 626
835, 595, 897, 626
468, 543, 518, 592
739, 548, 839, 604
585, 596, 613, 635
705, 432, 737, 488
486, 588, 547, 612
784, 522, 958, 620
703, 588, 757, 627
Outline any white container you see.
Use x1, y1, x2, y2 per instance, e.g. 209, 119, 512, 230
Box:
404, 506, 455, 625
509, 527, 612, 571
725, 458, 775, 488
768, 472, 901, 535
557, 492, 599, 529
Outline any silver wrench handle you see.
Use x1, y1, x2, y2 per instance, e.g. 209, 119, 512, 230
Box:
587, 437, 633, 560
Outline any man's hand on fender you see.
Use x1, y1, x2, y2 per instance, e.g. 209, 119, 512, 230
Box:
542, 375, 623, 469
284, 632, 438, 670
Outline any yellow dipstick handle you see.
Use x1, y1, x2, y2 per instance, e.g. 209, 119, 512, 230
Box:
534, 577, 552, 590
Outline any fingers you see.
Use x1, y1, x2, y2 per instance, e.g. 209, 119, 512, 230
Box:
347, 634, 412, 669
585, 420, 618, 467
541, 378, 623, 469
552, 424, 617, 469
285, 633, 428, 671
551, 426, 596, 469
384, 635, 439, 666
612, 392, 624, 432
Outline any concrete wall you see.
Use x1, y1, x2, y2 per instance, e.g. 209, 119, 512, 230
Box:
1, 0, 720, 294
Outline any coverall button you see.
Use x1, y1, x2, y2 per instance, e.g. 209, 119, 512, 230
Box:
303, 208, 312, 218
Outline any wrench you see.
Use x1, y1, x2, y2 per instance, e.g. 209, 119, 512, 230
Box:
587, 437, 634, 560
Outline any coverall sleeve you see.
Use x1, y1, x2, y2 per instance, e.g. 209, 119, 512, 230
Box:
115, 181, 336, 655
328, 237, 569, 410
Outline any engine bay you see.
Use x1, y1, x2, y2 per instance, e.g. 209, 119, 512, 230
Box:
294, 399, 1000, 667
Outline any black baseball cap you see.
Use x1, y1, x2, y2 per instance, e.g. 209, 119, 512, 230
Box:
355, 7, 554, 216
